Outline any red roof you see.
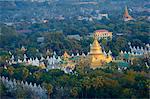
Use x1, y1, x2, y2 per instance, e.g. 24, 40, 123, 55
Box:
95, 29, 108, 32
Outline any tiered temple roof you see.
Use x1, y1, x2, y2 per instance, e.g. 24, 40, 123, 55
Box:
123, 6, 133, 21
89, 38, 112, 69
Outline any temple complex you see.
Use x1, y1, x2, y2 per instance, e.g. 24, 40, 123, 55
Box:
7, 41, 149, 72
8, 36, 113, 71
88, 37, 112, 69
123, 6, 133, 21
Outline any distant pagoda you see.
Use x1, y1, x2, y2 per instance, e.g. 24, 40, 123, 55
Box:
123, 6, 133, 21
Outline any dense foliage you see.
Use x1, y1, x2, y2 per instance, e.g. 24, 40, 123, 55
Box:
0, 18, 149, 57
0, 3, 150, 98
0, 59, 149, 98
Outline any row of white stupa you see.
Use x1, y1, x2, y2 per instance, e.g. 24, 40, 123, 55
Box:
9, 54, 61, 67
9, 53, 87, 72
9, 53, 80, 73
130, 44, 150, 51
120, 50, 149, 56
121, 44, 150, 55
0, 76, 47, 98
9, 50, 112, 66
8, 50, 112, 73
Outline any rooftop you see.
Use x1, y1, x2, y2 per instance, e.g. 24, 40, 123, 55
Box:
95, 29, 109, 33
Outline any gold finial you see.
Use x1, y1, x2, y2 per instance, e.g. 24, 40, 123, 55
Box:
94, 32, 98, 40
123, 5, 133, 21
124, 6, 129, 16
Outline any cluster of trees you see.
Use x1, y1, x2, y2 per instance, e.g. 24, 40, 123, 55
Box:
1, 17, 149, 59
1, 17, 149, 42
28, 18, 150, 40
0, 59, 149, 98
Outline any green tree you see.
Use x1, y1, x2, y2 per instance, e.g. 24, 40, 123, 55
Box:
7, 66, 15, 77
42, 83, 53, 99
92, 76, 104, 89
70, 87, 79, 97
22, 68, 29, 80
0, 80, 7, 97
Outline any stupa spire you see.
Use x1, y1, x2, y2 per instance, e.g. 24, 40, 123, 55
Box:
90, 37, 103, 55
123, 6, 133, 21
62, 51, 70, 60
124, 6, 129, 16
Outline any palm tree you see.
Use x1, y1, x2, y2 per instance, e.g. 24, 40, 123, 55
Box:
33, 72, 41, 80
92, 76, 105, 98
7, 66, 14, 77
43, 83, 53, 99
92, 76, 104, 89
70, 87, 78, 97
22, 68, 29, 80
82, 77, 91, 98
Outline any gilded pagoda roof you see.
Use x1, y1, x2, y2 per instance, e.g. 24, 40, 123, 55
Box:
90, 38, 103, 54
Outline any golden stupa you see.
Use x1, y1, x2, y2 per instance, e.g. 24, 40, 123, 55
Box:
39, 62, 46, 69
62, 51, 70, 60
61, 51, 75, 69
89, 37, 112, 69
